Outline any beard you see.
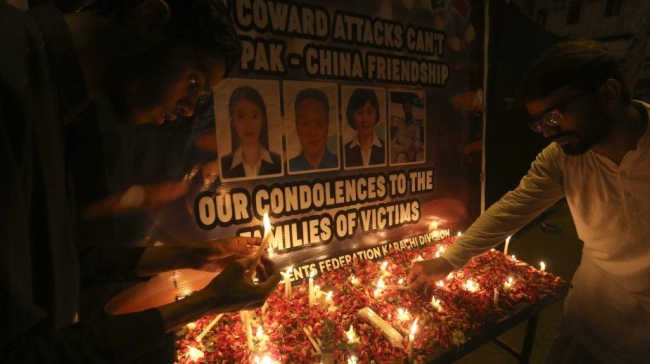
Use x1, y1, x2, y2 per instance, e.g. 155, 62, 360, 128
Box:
554, 115, 614, 156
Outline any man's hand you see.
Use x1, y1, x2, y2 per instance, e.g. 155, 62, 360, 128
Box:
136, 237, 262, 277
408, 257, 455, 291
157, 257, 281, 332
188, 237, 262, 273
203, 257, 281, 313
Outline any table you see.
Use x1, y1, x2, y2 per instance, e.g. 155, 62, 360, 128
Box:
423, 284, 569, 364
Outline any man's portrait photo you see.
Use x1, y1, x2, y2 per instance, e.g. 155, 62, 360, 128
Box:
284, 82, 340, 174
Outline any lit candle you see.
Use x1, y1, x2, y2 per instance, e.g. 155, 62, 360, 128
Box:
347, 355, 358, 364
374, 277, 385, 297
308, 268, 316, 306
511, 254, 517, 260
504, 235, 512, 256
493, 288, 499, 306
187, 346, 205, 361
241, 311, 254, 350
349, 275, 360, 285
408, 318, 418, 364
314, 285, 322, 301
249, 213, 272, 279
380, 261, 390, 276
431, 296, 443, 312
540, 261, 546, 272
325, 291, 337, 312
397, 308, 410, 322
463, 279, 479, 292
504, 277, 513, 294
431, 221, 439, 230
254, 355, 274, 364
437, 280, 445, 288
416, 255, 424, 262
346, 325, 359, 344
457, 231, 462, 237
282, 265, 293, 299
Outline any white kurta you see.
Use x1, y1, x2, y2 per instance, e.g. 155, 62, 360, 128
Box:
442, 101, 650, 364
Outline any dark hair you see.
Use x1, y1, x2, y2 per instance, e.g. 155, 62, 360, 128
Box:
83, 0, 241, 71
346, 88, 380, 130
294, 88, 330, 121
516, 40, 631, 104
228, 86, 269, 150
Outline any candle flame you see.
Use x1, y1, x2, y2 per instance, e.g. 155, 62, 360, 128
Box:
187, 346, 205, 361
254, 356, 274, 364
349, 275, 359, 284
508, 276, 513, 284
416, 255, 424, 261
431, 221, 439, 230
506, 235, 511, 244
326, 291, 333, 301
437, 280, 445, 288
397, 308, 410, 321
511, 254, 516, 260
381, 261, 388, 270
263, 213, 271, 235
463, 279, 479, 292
186, 322, 196, 330
256, 325, 263, 340
346, 325, 359, 343
410, 318, 419, 336
310, 269, 316, 278
398, 278, 404, 285
286, 265, 293, 274
540, 261, 546, 271
347, 356, 358, 364
457, 231, 462, 237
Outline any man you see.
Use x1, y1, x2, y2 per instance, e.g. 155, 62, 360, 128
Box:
392, 99, 422, 163
289, 88, 339, 171
0, 0, 281, 362
408, 40, 650, 364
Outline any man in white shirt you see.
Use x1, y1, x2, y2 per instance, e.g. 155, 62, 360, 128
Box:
408, 40, 650, 364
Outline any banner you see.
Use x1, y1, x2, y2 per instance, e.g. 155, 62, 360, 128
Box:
93, 0, 485, 276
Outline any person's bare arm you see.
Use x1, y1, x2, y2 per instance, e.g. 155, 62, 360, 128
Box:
135, 237, 261, 277
156, 257, 280, 332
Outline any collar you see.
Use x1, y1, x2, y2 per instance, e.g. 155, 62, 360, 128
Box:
230, 146, 273, 169
29, 2, 89, 123
350, 131, 382, 148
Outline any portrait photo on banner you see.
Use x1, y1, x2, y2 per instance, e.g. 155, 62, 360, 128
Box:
214, 79, 284, 181
283, 81, 340, 175
341, 86, 388, 170
388, 89, 426, 166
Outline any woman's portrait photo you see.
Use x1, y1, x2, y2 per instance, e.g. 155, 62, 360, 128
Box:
215, 80, 283, 180
341, 86, 387, 169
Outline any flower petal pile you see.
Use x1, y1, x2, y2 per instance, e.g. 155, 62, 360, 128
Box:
174, 237, 566, 363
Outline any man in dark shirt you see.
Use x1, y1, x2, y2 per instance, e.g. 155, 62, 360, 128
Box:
0, 0, 281, 362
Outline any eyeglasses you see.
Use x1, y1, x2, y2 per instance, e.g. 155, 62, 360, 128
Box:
527, 92, 585, 132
